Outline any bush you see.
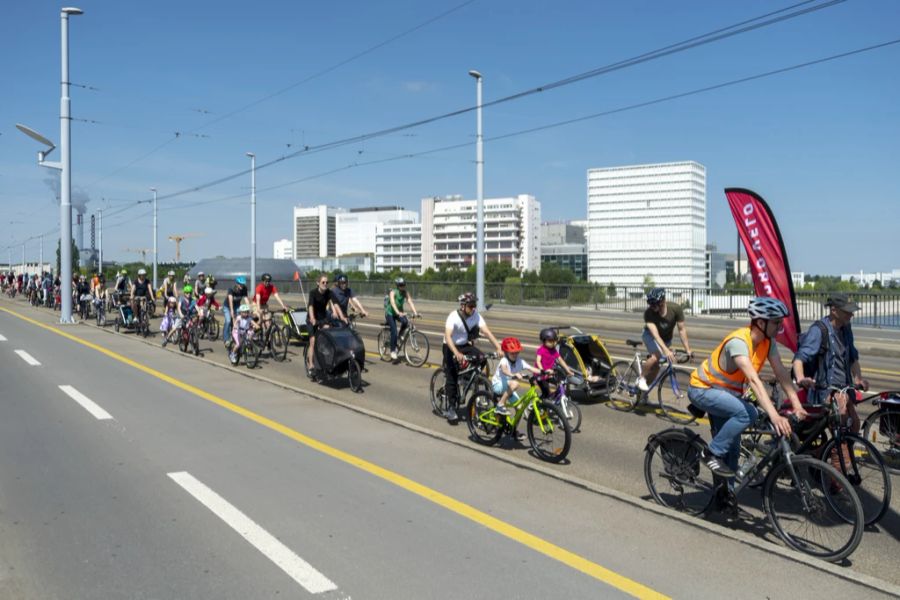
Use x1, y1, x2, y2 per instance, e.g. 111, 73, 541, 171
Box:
503, 277, 523, 305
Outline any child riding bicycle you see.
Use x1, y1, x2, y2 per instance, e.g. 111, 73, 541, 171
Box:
493, 337, 542, 416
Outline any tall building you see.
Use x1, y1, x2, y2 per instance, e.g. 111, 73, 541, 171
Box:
336, 206, 418, 257
292, 205, 344, 259
375, 221, 423, 273
541, 220, 587, 280
420, 194, 541, 272
587, 161, 706, 288
273, 238, 293, 260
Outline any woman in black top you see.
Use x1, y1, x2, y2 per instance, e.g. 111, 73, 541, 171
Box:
306, 274, 345, 376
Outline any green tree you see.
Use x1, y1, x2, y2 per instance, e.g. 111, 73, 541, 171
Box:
56, 238, 79, 276
642, 273, 655, 293
607, 281, 617, 297
485, 260, 518, 283
539, 262, 576, 285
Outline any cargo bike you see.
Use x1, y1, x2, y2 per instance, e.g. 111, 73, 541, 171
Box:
303, 322, 366, 393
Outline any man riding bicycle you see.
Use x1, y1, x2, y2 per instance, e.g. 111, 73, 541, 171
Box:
638, 287, 694, 392
385, 277, 419, 361
254, 272, 287, 339
442, 292, 502, 422
330, 274, 368, 323
130, 269, 154, 325
688, 297, 807, 479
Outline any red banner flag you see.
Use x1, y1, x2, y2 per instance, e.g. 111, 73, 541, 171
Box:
725, 188, 800, 351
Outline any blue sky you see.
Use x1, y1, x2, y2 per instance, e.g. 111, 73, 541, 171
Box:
1, 0, 898, 274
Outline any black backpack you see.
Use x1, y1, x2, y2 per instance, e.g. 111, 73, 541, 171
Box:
799, 320, 829, 387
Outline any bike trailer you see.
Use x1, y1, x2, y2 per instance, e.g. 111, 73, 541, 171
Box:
314, 327, 365, 376
556, 328, 614, 397
283, 309, 311, 344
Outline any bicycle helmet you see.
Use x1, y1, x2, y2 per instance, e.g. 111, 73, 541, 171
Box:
238, 302, 251, 314
167, 296, 177, 304
336, 274, 348, 284
747, 296, 790, 320
501, 337, 523, 353
395, 277, 406, 286
197, 271, 205, 277
137, 268, 147, 276
261, 273, 272, 283
120, 269, 128, 276
539, 327, 558, 342
458, 292, 477, 306
167, 270, 175, 277
646, 287, 666, 305
204, 287, 214, 295
235, 276, 247, 286
183, 284, 193, 294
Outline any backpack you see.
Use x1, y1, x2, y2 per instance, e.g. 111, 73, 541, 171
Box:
799, 320, 829, 387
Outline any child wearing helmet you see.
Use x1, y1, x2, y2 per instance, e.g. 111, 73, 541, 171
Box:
159, 296, 180, 347
492, 337, 541, 416
535, 328, 581, 397
230, 301, 257, 364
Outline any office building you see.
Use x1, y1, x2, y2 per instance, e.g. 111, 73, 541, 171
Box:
273, 238, 293, 260
292, 205, 344, 259
336, 206, 418, 257
587, 161, 706, 288
375, 221, 423, 273
541, 220, 587, 280
420, 194, 541, 272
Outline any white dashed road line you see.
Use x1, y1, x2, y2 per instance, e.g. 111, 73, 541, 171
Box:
0, 333, 7, 341
14, 349, 41, 366
59, 385, 114, 420
168, 471, 339, 595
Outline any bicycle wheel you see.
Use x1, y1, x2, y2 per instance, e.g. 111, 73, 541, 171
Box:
377, 329, 391, 362
862, 409, 900, 475
821, 435, 891, 526
430, 368, 447, 416
141, 314, 150, 338
658, 367, 697, 424
606, 360, 640, 412
644, 428, 715, 516
178, 328, 189, 353
527, 402, 572, 463
404, 330, 430, 367
302, 344, 312, 378
191, 326, 201, 356
270, 326, 288, 362
763, 455, 864, 562
466, 391, 504, 446
96, 306, 104, 326
348, 359, 363, 392
244, 336, 260, 369
558, 396, 582, 433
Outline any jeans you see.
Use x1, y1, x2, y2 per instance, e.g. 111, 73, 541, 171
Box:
688, 385, 758, 473
386, 313, 408, 352
222, 306, 233, 343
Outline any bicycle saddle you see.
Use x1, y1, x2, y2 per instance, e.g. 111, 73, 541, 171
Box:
626, 339, 642, 348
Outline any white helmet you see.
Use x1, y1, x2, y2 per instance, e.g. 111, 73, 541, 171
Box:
167, 270, 175, 277
238, 303, 251, 314
168, 296, 177, 304
748, 297, 789, 320
137, 268, 147, 276
204, 287, 214, 295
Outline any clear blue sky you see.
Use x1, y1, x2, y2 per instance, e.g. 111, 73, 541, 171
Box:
2, 0, 898, 274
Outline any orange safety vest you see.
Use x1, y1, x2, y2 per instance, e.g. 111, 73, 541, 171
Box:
690, 326, 770, 395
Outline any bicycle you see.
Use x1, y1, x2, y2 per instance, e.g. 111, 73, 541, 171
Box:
544, 369, 583, 433
198, 309, 220, 341
467, 374, 573, 463
430, 350, 497, 418
132, 297, 151, 337
860, 390, 900, 475
94, 295, 106, 326
177, 314, 201, 356
230, 326, 262, 369
644, 412, 865, 562
257, 308, 288, 362
607, 342, 694, 423
378, 314, 429, 367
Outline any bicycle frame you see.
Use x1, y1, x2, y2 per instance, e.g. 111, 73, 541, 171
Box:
477, 384, 552, 433
625, 350, 681, 397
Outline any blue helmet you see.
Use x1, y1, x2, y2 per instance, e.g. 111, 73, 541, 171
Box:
235, 276, 247, 286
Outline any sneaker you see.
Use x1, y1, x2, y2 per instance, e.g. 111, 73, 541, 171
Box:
229, 352, 238, 364
701, 448, 735, 478
495, 405, 511, 416
390, 350, 398, 360
444, 407, 458, 422
637, 377, 649, 392
512, 430, 526, 442
161, 338, 168, 348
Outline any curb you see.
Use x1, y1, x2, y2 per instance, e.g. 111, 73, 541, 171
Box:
5, 298, 900, 597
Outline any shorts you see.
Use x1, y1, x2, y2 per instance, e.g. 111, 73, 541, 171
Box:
642, 329, 666, 356
492, 380, 508, 396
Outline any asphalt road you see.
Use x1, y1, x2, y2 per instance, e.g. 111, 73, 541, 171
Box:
1, 296, 899, 598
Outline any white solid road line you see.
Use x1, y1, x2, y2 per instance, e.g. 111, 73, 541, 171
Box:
59, 385, 114, 420
0, 333, 7, 341
168, 471, 338, 595
14, 349, 41, 366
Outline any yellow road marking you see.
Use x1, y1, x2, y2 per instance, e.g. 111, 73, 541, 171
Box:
0, 305, 668, 600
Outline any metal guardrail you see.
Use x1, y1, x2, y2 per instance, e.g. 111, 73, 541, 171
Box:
209, 278, 900, 329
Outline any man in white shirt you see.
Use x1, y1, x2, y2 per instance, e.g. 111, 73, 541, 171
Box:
442, 292, 503, 422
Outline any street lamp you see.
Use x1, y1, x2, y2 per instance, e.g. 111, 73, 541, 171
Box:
150, 187, 157, 288
246, 152, 256, 288
469, 69, 485, 311
15, 6, 83, 323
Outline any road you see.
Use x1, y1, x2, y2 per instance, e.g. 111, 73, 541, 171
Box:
1, 295, 898, 598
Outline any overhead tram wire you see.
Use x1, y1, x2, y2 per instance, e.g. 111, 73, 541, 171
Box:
83, 0, 478, 190
141, 0, 850, 204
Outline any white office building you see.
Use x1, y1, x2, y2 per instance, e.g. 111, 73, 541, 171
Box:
375, 221, 423, 273
420, 194, 541, 272
292, 205, 345, 259
587, 161, 706, 288
273, 238, 293, 260
336, 206, 418, 257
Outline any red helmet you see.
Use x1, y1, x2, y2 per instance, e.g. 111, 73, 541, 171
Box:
501, 337, 523, 353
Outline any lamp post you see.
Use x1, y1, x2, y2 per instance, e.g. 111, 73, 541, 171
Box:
39, 234, 44, 273
97, 209, 102, 274
468, 70, 485, 311
246, 152, 256, 287
150, 187, 157, 288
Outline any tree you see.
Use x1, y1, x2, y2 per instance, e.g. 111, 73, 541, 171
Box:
485, 260, 518, 283
56, 238, 79, 276
539, 262, 576, 285
642, 273, 655, 293
607, 281, 617, 297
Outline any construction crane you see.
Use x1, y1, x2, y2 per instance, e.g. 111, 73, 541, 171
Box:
168, 233, 204, 262
123, 248, 152, 263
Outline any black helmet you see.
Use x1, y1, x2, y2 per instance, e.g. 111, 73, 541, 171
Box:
395, 277, 406, 286
458, 292, 477, 306
261, 273, 272, 283
336, 274, 348, 284
646, 287, 666, 305
539, 327, 558, 342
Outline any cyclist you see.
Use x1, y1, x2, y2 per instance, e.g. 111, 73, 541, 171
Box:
75, 275, 91, 318
223, 276, 249, 345
637, 287, 694, 392
161, 270, 179, 300
229, 302, 257, 363
442, 292, 503, 422
688, 297, 807, 478
535, 328, 579, 397
254, 272, 287, 313
159, 296, 180, 347
330, 274, 368, 323
385, 277, 419, 361
115, 269, 130, 295
196, 286, 220, 323
193, 271, 207, 299
41, 271, 53, 306
306, 274, 345, 377
493, 337, 541, 416
130, 268, 154, 326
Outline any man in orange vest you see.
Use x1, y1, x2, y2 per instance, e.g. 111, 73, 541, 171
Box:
688, 297, 807, 478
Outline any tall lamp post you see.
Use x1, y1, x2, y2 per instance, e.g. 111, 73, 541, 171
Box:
15, 7, 83, 323
468, 70, 485, 311
246, 152, 256, 287
97, 209, 102, 274
150, 187, 158, 288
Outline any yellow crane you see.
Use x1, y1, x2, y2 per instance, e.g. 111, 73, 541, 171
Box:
168, 233, 204, 262
123, 248, 153, 263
